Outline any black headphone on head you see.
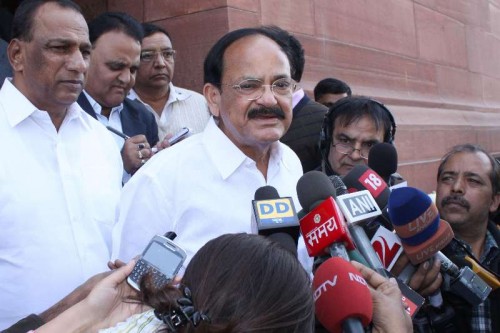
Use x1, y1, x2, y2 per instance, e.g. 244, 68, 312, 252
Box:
319, 96, 397, 169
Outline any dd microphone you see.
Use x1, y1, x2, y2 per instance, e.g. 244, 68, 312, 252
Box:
389, 187, 492, 305
296, 171, 355, 260
313, 257, 372, 333
253, 185, 300, 255
368, 142, 398, 185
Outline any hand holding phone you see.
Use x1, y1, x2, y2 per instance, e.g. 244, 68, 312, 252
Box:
127, 234, 186, 291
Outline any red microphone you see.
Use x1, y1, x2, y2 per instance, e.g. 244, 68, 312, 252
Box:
342, 165, 390, 210
297, 171, 355, 259
313, 257, 373, 333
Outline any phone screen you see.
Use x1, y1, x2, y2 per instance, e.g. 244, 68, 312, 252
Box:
143, 241, 184, 276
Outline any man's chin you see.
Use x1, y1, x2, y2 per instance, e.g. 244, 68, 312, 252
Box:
439, 211, 468, 227
336, 165, 354, 177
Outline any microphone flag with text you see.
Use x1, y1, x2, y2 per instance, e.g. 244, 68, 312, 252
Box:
252, 185, 300, 255
296, 171, 355, 260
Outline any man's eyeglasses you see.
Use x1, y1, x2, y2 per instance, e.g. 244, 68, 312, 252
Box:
331, 141, 374, 160
221, 78, 297, 101
140, 49, 176, 63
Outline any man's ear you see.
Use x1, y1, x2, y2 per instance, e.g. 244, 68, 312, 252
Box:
489, 193, 500, 214
8, 39, 24, 73
203, 83, 221, 118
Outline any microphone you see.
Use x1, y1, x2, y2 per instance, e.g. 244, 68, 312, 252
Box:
342, 165, 390, 211
370, 224, 404, 271
321, 174, 426, 317
449, 255, 500, 291
368, 142, 398, 185
296, 171, 355, 260
388, 186, 492, 305
252, 185, 300, 255
313, 257, 372, 333
331, 174, 390, 277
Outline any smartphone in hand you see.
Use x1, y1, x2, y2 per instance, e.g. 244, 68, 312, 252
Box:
127, 234, 186, 291
168, 127, 190, 145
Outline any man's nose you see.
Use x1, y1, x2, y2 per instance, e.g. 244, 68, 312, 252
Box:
451, 176, 465, 193
256, 85, 278, 106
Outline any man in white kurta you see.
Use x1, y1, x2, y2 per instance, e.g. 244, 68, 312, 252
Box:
112, 27, 312, 273
0, 2, 122, 329
112, 117, 309, 270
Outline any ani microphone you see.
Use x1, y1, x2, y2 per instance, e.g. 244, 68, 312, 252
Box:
313, 257, 372, 333
332, 173, 390, 277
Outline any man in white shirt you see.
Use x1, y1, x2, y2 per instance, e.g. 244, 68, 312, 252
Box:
0, 0, 122, 329
128, 23, 210, 142
112, 26, 312, 272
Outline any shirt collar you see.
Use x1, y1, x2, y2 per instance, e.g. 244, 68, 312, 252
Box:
129, 83, 191, 105
168, 83, 191, 102
2, 78, 85, 128
482, 228, 499, 262
292, 88, 305, 108
202, 117, 284, 180
2, 78, 38, 127
83, 90, 123, 114
450, 228, 499, 263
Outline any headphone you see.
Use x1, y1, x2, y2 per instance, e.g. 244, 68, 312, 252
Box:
319, 96, 397, 171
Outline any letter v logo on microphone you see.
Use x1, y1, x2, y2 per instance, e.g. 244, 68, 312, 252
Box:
371, 225, 403, 271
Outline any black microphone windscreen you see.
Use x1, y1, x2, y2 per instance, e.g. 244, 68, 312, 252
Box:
254, 185, 279, 200
368, 142, 398, 180
329, 175, 348, 196
296, 171, 336, 213
267, 232, 298, 256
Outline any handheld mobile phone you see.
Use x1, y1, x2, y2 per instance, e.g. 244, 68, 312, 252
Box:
127, 234, 186, 291
168, 127, 190, 145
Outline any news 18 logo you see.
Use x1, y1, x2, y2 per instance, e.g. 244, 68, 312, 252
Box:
253, 198, 298, 226
358, 169, 387, 198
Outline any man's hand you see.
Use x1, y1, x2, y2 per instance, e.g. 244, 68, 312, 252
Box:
121, 135, 151, 174
152, 133, 173, 153
391, 253, 442, 296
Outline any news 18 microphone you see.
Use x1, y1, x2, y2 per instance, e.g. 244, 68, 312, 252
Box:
296, 171, 355, 260
342, 165, 390, 211
388, 186, 492, 305
368, 142, 398, 185
313, 257, 372, 333
252, 185, 300, 255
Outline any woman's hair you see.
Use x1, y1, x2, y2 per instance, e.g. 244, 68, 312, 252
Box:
141, 233, 314, 333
